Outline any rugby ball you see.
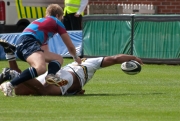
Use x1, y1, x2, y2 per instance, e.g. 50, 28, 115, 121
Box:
121, 60, 141, 75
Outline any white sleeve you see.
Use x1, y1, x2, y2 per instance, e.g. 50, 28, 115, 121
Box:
76, 0, 89, 14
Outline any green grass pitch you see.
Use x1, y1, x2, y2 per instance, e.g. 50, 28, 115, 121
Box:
0, 58, 180, 121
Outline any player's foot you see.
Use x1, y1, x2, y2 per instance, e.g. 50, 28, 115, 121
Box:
0, 39, 16, 54
0, 68, 11, 85
0, 82, 14, 96
45, 74, 68, 87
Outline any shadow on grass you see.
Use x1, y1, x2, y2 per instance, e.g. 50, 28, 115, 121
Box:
15, 92, 165, 97
64, 92, 165, 97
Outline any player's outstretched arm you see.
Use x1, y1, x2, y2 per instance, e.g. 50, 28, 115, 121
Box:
101, 54, 143, 68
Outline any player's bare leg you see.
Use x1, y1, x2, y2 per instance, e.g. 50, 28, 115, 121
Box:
15, 78, 61, 96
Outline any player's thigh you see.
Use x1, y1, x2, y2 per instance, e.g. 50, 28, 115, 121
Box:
26, 51, 46, 74
44, 85, 62, 95
15, 84, 38, 95
31, 78, 62, 95
44, 50, 63, 64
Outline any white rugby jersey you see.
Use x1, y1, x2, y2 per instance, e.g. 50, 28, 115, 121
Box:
63, 57, 104, 87
36, 57, 104, 95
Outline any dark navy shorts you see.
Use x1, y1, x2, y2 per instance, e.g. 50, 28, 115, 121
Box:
16, 35, 43, 61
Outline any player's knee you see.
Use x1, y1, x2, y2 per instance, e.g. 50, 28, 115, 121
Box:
54, 57, 63, 65
35, 66, 47, 75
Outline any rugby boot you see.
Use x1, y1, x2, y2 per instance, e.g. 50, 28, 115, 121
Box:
0, 68, 11, 85
0, 82, 14, 96
0, 39, 16, 54
45, 74, 68, 87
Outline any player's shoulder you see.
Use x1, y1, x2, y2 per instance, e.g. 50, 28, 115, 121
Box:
34, 16, 56, 23
34, 17, 46, 22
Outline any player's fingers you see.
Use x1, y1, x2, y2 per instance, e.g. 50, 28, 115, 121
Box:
75, 57, 81, 64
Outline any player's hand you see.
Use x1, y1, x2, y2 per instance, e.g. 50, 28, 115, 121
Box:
135, 57, 143, 65
76, 89, 85, 95
74, 56, 81, 65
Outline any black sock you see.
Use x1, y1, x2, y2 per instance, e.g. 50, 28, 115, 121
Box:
47, 60, 61, 75
10, 67, 38, 86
